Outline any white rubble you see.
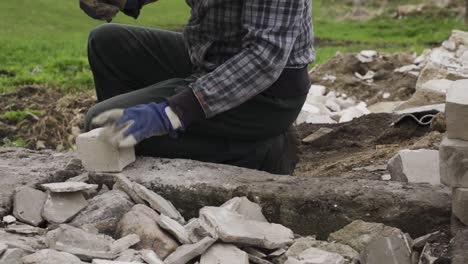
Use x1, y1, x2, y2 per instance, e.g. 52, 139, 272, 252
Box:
302, 128, 333, 144
360, 235, 411, 264
3, 215, 16, 224
200, 244, 249, 264
446, 79, 468, 141
92, 260, 143, 264
42, 182, 98, 193
140, 249, 164, 264
156, 214, 191, 245
287, 247, 345, 264
109, 234, 140, 254
387, 149, 440, 185
164, 236, 216, 264
221, 196, 268, 222
0, 248, 26, 264
42, 192, 87, 224
21, 249, 83, 264
13, 187, 46, 226
77, 128, 135, 172
420, 79, 454, 94
199, 206, 294, 249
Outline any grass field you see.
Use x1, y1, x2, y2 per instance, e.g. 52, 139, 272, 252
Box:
0, 0, 467, 93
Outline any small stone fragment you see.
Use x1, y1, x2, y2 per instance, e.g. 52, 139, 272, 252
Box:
411, 231, 442, 249
302, 128, 334, 144
248, 254, 273, 264
269, 248, 286, 257
285, 237, 358, 264
110, 234, 140, 254
13, 187, 46, 226
21, 249, 83, 264
140, 249, 164, 264
243, 247, 267, 258
66, 173, 89, 183
221, 197, 267, 222
116, 204, 179, 259
41, 182, 98, 193
77, 128, 136, 172
0, 230, 45, 252
92, 260, 143, 264
70, 190, 134, 235
297, 247, 345, 264
185, 218, 208, 243
133, 183, 185, 224
2, 215, 16, 224
5, 224, 46, 235
200, 244, 249, 264
113, 174, 145, 204
360, 235, 411, 264
42, 191, 87, 224
65, 158, 84, 171
199, 206, 294, 249
453, 188, 468, 225
0, 248, 26, 264
114, 249, 143, 262
0, 243, 7, 256
446, 80, 468, 141
328, 220, 406, 252
165, 236, 216, 264
156, 214, 191, 244
439, 137, 468, 187
387, 149, 440, 185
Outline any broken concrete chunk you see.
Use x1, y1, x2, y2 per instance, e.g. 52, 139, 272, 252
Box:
92, 260, 143, 264
243, 247, 267, 258
452, 228, 468, 264
65, 158, 84, 171
140, 249, 164, 264
13, 187, 46, 226
110, 234, 140, 254
113, 174, 145, 204
164, 236, 216, 264
411, 231, 442, 249
185, 218, 209, 243
453, 188, 468, 225
5, 224, 46, 235
285, 237, 358, 264
360, 235, 411, 264
21, 249, 83, 264
66, 173, 89, 183
77, 128, 135, 172
47, 224, 115, 261
439, 137, 468, 187
446, 80, 468, 141
133, 183, 185, 224
0, 230, 45, 253
2, 215, 16, 224
328, 220, 406, 252
41, 182, 98, 193
157, 214, 191, 244
221, 197, 267, 222
302, 128, 334, 144
248, 254, 273, 264
297, 247, 345, 264
0, 248, 26, 264
199, 206, 294, 250
114, 249, 142, 262
200, 244, 248, 264
70, 190, 134, 235
42, 191, 87, 224
387, 149, 440, 185
116, 204, 179, 259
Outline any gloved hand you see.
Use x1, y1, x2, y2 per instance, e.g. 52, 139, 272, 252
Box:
80, 0, 137, 21
91, 102, 183, 148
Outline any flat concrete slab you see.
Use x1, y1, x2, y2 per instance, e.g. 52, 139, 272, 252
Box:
0, 148, 452, 239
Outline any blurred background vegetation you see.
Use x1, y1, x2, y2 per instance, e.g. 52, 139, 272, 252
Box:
0, 0, 467, 93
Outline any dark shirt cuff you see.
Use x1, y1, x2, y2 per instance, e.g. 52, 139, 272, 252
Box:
167, 88, 206, 128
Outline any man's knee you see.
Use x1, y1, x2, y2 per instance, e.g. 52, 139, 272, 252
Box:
88, 24, 124, 47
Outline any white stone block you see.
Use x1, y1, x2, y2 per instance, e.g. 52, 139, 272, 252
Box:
76, 128, 135, 172
200, 244, 249, 264
452, 188, 468, 226
439, 137, 468, 187
387, 149, 440, 185
446, 80, 468, 141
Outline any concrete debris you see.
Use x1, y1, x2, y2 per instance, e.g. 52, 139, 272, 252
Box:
2, 215, 16, 224
70, 190, 134, 235
360, 235, 411, 264
200, 243, 249, 264
41, 182, 98, 193
446, 79, 468, 141
109, 234, 140, 254
243, 247, 267, 258
221, 196, 267, 222
76, 128, 136, 172
140, 249, 164, 264
269, 248, 286, 257
5, 224, 46, 235
21, 249, 83, 264
452, 229, 468, 264
328, 220, 406, 252
42, 191, 87, 224
357, 50, 378, 63
302, 128, 334, 144
114, 249, 143, 262
395, 64, 419, 73
116, 204, 179, 259
411, 231, 442, 249
0, 230, 45, 252
420, 79, 454, 94
199, 206, 294, 249
164, 236, 216, 264
66, 173, 90, 183
92, 260, 143, 264
133, 183, 185, 224
287, 247, 345, 264
395, 89, 445, 112
285, 237, 358, 264
0, 243, 6, 256
248, 254, 274, 264
394, 103, 445, 115
439, 137, 468, 187
64, 158, 83, 171
113, 174, 146, 204
47, 224, 115, 261
185, 218, 209, 243
368, 101, 403, 113
13, 187, 46, 226
0, 248, 26, 264
387, 149, 440, 185
156, 214, 191, 245
309, 85, 326, 96
452, 188, 468, 225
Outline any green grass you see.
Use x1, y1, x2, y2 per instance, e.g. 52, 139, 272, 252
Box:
0, 0, 467, 92
1, 109, 45, 122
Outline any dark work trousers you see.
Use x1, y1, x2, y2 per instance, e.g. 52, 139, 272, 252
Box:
84, 23, 308, 175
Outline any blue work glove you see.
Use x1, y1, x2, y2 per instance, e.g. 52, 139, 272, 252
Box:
91, 102, 183, 148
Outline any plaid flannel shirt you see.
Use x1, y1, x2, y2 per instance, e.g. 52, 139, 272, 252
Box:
184, 0, 315, 118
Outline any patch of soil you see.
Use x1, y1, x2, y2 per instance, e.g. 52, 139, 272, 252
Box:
0, 86, 95, 150
294, 113, 442, 178
311, 53, 417, 105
